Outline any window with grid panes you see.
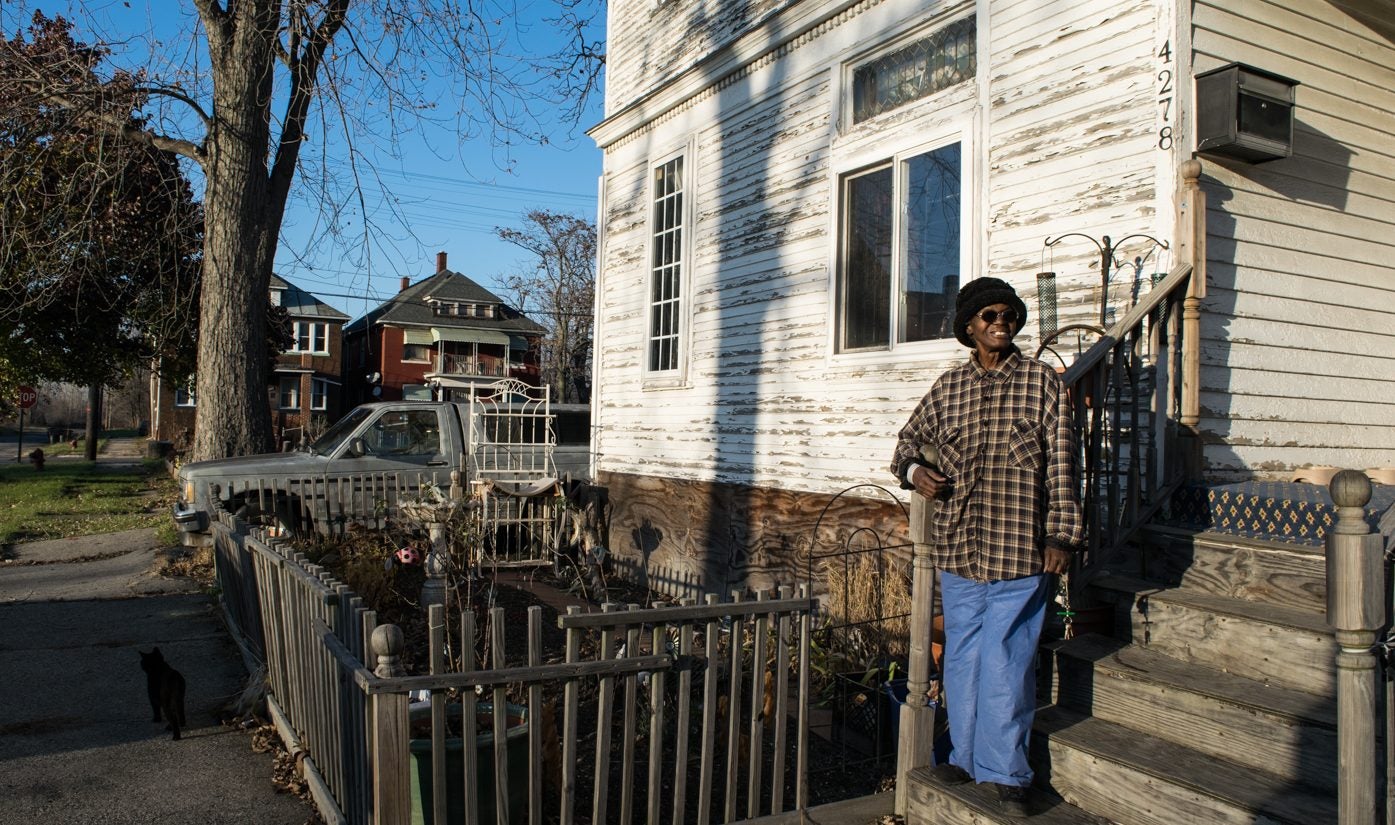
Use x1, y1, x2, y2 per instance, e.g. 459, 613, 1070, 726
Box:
291, 321, 328, 354
648, 156, 684, 373
852, 16, 975, 124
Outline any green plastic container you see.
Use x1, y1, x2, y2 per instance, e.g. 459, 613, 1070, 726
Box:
408, 703, 529, 825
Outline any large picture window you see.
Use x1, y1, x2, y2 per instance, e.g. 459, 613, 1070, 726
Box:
291, 321, 329, 354
648, 155, 685, 373
838, 140, 963, 352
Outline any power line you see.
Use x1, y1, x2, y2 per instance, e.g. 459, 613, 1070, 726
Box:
295, 286, 594, 319
385, 168, 596, 203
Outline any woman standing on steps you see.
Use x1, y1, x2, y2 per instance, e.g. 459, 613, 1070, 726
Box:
890, 277, 1084, 819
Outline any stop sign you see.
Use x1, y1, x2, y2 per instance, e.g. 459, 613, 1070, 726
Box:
17, 386, 37, 409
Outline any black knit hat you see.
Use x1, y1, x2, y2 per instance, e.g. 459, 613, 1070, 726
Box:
954, 277, 1028, 348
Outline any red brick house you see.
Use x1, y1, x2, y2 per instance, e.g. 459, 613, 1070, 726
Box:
151, 274, 349, 449
267, 274, 350, 446
342, 252, 546, 404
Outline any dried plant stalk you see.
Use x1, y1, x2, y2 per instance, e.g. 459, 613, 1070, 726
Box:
820, 552, 912, 659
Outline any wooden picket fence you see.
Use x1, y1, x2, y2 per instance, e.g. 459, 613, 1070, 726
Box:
210, 510, 817, 825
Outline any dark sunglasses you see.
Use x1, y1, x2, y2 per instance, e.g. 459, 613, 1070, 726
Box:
976, 308, 1019, 325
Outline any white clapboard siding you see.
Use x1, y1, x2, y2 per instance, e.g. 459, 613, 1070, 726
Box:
1193, 0, 1395, 475
603, 0, 795, 116
985, 0, 1164, 368
591, 0, 1393, 499
1200, 392, 1395, 429
1199, 342, 1393, 383
1199, 365, 1394, 406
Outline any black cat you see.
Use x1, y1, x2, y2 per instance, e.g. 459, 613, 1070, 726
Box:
139, 647, 187, 741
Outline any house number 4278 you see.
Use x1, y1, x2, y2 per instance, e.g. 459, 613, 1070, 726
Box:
1157, 40, 1174, 150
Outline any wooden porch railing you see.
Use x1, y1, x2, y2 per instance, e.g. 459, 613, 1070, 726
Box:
1058, 258, 1193, 580
896, 161, 1209, 811
211, 510, 817, 825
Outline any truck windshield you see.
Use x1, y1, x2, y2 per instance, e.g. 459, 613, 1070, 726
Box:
309, 407, 373, 456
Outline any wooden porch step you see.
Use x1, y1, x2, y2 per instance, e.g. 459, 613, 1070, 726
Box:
1048, 633, 1337, 792
1091, 574, 1335, 697
1126, 525, 1327, 612
1032, 705, 1336, 825
904, 766, 1115, 825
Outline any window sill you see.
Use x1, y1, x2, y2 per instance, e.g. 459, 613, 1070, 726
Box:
833, 339, 964, 369
642, 374, 688, 391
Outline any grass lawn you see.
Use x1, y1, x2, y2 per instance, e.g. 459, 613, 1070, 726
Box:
0, 459, 176, 546
19, 438, 107, 459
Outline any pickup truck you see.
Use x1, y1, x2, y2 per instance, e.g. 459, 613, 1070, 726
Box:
172, 394, 591, 547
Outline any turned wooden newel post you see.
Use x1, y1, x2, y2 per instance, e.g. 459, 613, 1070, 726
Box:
897, 492, 938, 815
371, 623, 410, 825
1326, 470, 1381, 825
1176, 159, 1207, 483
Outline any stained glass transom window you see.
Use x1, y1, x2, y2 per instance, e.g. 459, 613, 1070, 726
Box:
852, 17, 976, 124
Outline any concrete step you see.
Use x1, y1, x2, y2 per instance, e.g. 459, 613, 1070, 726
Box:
904, 766, 1115, 825
1126, 525, 1327, 612
1047, 634, 1336, 792
1032, 706, 1336, 825
1091, 574, 1335, 697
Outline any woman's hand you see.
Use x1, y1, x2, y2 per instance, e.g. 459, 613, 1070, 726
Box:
910, 464, 950, 500
1043, 546, 1072, 575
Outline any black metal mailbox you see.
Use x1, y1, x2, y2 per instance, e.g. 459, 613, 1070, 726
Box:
1196, 62, 1299, 163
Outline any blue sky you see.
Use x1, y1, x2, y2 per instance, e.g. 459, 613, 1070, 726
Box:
275, 132, 602, 320
8, 0, 605, 320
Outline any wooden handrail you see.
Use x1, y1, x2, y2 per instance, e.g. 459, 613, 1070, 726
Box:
1060, 261, 1193, 388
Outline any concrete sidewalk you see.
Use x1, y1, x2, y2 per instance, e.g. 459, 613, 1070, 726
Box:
0, 521, 316, 822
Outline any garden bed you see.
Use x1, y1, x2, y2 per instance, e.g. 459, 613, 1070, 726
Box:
286, 525, 897, 817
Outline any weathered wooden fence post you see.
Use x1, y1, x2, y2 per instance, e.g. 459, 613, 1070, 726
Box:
371, 623, 410, 825
1326, 470, 1382, 825
897, 492, 937, 814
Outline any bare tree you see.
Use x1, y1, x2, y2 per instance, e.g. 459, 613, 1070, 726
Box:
1, 1, 603, 460
497, 209, 595, 404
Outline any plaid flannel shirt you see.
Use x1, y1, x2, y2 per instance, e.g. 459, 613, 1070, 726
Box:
891, 347, 1084, 581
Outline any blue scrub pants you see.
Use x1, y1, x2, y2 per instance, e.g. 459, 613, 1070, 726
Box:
940, 569, 1049, 788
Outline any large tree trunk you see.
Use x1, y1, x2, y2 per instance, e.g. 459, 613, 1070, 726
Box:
190, 6, 280, 461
